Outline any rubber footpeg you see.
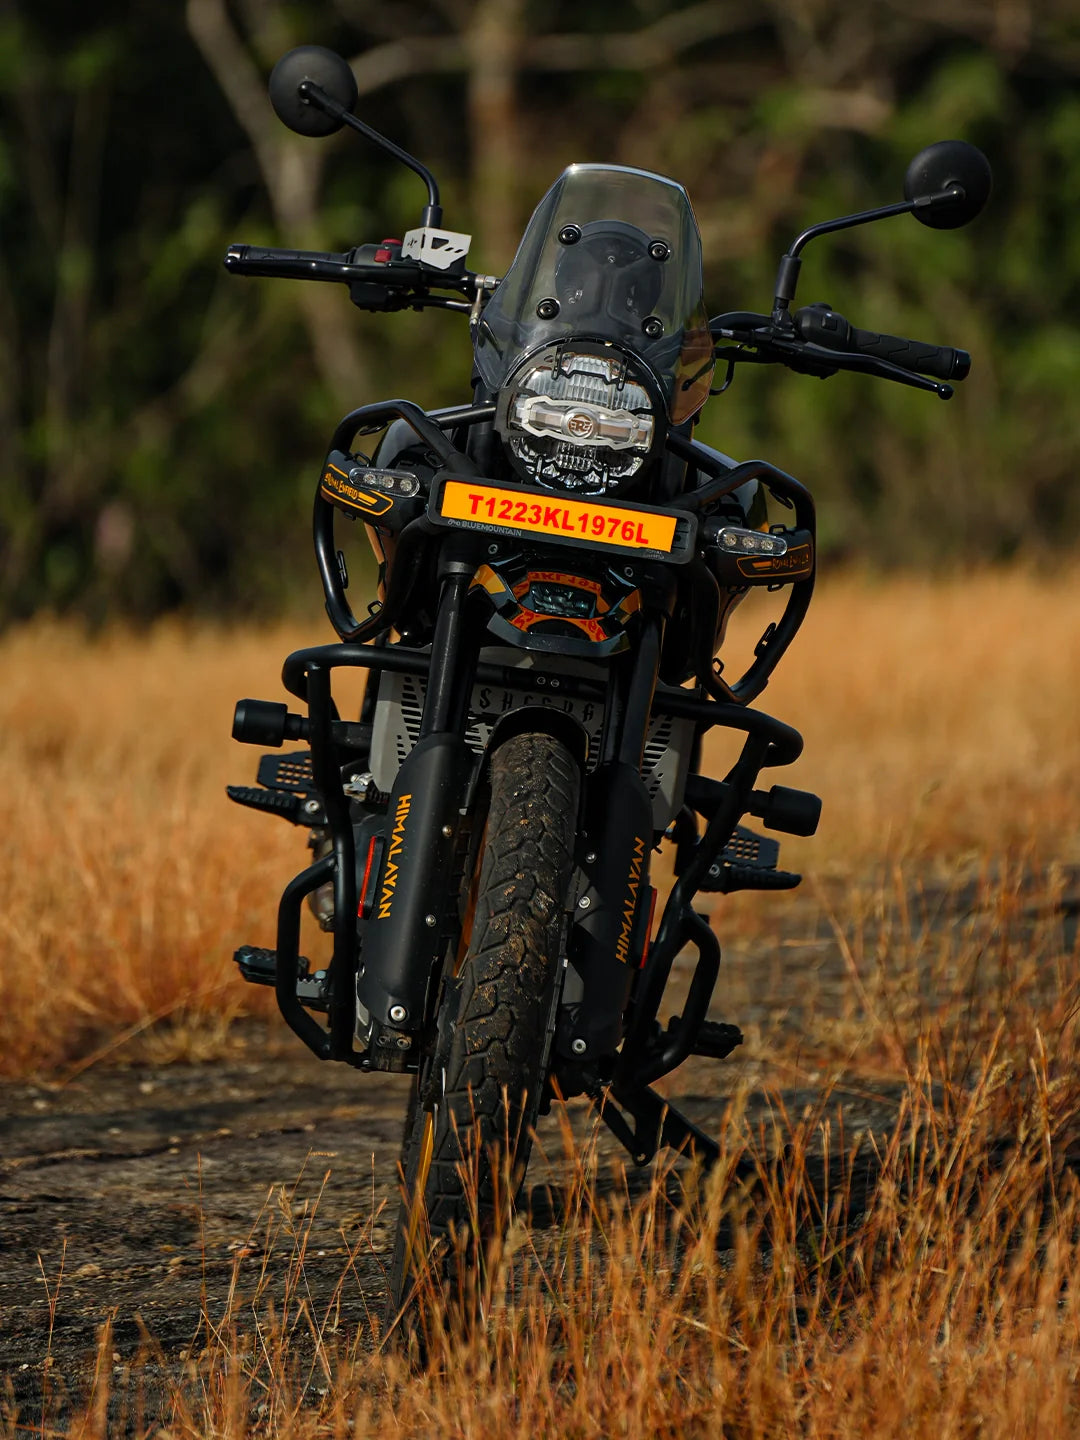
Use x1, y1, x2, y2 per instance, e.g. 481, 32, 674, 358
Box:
226, 784, 324, 826
233, 945, 328, 1011
710, 862, 801, 893
698, 823, 800, 892
664, 1015, 743, 1060
692, 1019, 743, 1060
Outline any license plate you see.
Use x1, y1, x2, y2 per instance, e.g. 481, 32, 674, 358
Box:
430, 478, 694, 561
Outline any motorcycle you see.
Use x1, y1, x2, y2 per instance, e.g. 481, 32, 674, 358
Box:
224, 45, 991, 1315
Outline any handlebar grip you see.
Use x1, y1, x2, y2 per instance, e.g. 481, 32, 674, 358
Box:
848, 325, 970, 381
224, 244, 356, 280
794, 305, 970, 381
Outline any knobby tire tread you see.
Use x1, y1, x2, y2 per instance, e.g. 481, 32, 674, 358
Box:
388, 730, 579, 1314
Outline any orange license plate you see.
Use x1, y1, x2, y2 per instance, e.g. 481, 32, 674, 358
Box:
436, 479, 681, 554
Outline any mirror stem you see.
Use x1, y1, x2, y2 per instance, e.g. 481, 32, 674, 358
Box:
770, 187, 964, 321
298, 80, 443, 227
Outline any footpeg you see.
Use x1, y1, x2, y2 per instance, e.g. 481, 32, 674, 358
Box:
700, 824, 801, 894
257, 751, 315, 792
690, 1018, 743, 1059
712, 863, 801, 892
233, 944, 329, 1012
226, 749, 326, 826
663, 1014, 743, 1060
227, 784, 324, 825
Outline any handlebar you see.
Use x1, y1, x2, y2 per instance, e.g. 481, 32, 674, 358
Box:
229, 244, 968, 394
226, 243, 430, 287
794, 304, 970, 381
709, 305, 970, 398
223, 242, 479, 312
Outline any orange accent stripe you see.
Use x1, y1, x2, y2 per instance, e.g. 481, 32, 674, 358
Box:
357, 835, 378, 917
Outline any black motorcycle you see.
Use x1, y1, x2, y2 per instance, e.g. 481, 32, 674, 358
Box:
225, 46, 991, 1313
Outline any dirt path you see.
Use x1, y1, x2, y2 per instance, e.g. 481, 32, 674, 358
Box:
3, 865, 1074, 1419
0, 1038, 909, 1420
0, 1037, 412, 1408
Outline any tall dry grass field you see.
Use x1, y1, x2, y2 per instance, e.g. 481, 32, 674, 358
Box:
714, 567, 1080, 869
0, 621, 323, 1077
3, 568, 1073, 1076
2, 568, 1079, 1437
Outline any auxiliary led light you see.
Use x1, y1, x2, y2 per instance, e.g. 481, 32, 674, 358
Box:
354, 468, 421, 497
716, 526, 788, 557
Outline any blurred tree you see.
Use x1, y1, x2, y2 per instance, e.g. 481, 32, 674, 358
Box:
0, 0, 1078, 624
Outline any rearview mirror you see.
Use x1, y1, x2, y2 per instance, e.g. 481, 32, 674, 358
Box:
268, 46, 358, 137
904, 141, 992, 230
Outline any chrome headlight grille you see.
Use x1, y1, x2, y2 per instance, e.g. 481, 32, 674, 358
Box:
498, 345, 658, 495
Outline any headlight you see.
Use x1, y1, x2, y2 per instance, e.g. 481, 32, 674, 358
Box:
496, 343, 659, 495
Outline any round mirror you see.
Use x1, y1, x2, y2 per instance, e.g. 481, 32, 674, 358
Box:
904, 140, 992, 229
268, 46, 358, 137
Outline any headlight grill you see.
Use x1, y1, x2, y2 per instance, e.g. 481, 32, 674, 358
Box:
498, 345, 658, 495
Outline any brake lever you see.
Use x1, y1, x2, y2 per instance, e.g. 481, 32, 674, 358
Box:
707, 318, 954, 398
718, 328, 954, 399
767, 336, 954, 398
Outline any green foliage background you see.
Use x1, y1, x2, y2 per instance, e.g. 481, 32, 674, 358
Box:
1, 0, 1077, 623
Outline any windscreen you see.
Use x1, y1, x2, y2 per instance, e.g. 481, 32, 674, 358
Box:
475, 165, 714, 423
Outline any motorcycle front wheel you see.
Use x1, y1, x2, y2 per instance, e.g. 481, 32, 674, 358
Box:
386, 729, 580, 1327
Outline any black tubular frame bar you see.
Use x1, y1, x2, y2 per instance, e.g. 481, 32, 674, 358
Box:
306, 662, 358, 1059
617, 729, 778, 1087
270, 660, 362, 1064
314, 402, 494, 641
667, 436, 817, 704
311, 407, 813, 699
275, 853, 335, 1058
279, 637, 803, 769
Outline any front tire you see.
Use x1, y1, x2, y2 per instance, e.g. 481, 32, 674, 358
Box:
387, 730, 580, 1324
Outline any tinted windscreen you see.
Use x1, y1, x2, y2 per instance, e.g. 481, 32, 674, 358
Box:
475, 165, 714, 422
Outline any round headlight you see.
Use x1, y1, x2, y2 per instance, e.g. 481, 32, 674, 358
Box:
496, 343, 660, 495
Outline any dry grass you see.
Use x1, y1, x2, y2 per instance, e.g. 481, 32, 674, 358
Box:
13, 1046, 1080, 1439
715, 566, 1080, 872
2, 565, 1078, 1072
1, 567, 1079, 1435
0, 619, 354, 1077
1, 566, 1074, 1077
